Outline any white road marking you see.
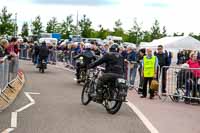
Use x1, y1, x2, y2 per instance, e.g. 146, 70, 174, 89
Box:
1, 128, 14, 133
2, 92, 40, 133
11, 112, 17, 128
27, 92, 40, 95
16, 103, 34, 113
126, 101, 159, 133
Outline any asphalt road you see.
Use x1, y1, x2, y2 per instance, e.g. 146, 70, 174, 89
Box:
0, 60, 149, 133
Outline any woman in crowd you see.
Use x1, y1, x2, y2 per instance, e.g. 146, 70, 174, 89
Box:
185, 52, 200, 102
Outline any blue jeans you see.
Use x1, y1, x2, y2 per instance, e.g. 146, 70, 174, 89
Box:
185, 79, 200, 97
130, 65, 138, 85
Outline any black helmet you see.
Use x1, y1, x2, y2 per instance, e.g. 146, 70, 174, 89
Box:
109, 44, 119, 52
41, 41, 46, 46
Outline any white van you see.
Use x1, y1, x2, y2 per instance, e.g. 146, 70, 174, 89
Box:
39, 38, 58, 46
106, 36, 123, 45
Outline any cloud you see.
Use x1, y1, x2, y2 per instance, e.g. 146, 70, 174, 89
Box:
32, 0, 119, 6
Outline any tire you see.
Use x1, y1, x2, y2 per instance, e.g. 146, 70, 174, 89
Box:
173, 93, 180, 102
105, 100, 122, 115
81, 82, 91, 105
104, 89, 123, 114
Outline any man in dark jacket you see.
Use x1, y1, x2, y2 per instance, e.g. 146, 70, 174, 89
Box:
74, 43, 96, 81
88, 44, 125, 101
37, 42, 49, 67
154, 45, 171, 95
33, 42, 40, 65
127, 45, 138, 86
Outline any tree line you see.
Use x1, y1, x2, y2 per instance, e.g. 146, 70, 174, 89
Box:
1, 6, 200, 45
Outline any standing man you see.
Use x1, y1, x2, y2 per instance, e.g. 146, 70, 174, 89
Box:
154, 45, 171, 95
127, 45, 137, 87
141, 48, 158, 99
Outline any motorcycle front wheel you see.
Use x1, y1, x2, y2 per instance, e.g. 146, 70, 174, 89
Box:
81, 81, 92, 105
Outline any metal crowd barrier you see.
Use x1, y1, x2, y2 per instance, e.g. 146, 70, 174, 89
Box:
55, 50, 77, 69
159, 66, 200, 102
125, 61, 161, 94
0, 56, 19, 94
19, 47, 31, 60
125, 61, 139, 88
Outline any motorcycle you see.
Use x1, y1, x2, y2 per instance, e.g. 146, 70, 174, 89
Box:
38, 59, 47, 73
81, 67, 128, 114
75, 56, 87, 84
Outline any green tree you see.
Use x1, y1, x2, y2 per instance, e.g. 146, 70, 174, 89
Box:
128, 18, 143, 46
189, 33, 200, 41
21, 22, 29, 37
31, 16, 43, 36
0, 7, 15, 36
173, 32, 184, 36
150, 19, 162, 40
79, 14, 93, 38
96, 25, 110, 39
194, 34, 200, 41
142, 31, 152, 42
113, 19, 124, 37
162, 26, 167, 37
46, 17, 59, 33
60, 15, 74, 39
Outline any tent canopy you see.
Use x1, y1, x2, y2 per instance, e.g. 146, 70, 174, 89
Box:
140, 36, 200, 50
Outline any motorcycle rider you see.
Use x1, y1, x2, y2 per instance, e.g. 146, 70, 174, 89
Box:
88, 44, 125, 102
37, 41, 49, 68
74, 43, 96, 82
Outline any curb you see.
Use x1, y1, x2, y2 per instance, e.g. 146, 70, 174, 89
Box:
0, 71, 25, 112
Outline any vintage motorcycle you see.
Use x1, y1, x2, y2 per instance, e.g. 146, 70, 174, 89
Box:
81, 67, 128, 114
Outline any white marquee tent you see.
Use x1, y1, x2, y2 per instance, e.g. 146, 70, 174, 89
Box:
140, 36, 200, 50
139, 36, 200, 64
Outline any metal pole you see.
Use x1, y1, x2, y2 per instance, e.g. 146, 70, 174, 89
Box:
15, 13, 17, 37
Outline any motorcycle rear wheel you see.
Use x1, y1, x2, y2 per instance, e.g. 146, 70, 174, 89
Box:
104, 89, 122, 114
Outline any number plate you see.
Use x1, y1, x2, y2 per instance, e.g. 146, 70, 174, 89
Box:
118, 78, 126, 84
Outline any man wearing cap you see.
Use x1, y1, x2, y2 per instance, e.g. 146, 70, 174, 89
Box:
141, 48, 158, 99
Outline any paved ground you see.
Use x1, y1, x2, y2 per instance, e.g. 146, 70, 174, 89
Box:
0, 61, 149, 133
56, 61, 200, 133
128, 91, 200, 133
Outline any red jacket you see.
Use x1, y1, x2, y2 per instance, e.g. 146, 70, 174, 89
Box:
187, 59, 200, 78
7, 44, 19, 55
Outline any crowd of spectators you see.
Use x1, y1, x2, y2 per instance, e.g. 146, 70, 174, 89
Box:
2, 37, 199, 101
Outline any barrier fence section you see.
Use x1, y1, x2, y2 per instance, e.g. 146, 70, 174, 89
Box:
159, 66, 200, 102
19, 47, 31, 60
125, 61, 161, 92
0, 56, 19, 94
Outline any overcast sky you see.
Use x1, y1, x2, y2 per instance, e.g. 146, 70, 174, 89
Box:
1, 0, 200, 35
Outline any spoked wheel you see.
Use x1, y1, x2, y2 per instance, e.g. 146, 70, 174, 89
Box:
81, 82, 92, 105
104, 89, 122, 114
